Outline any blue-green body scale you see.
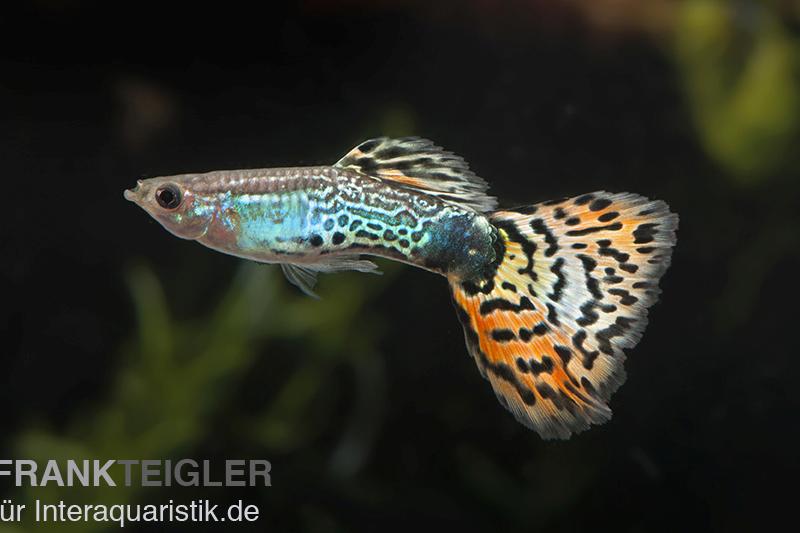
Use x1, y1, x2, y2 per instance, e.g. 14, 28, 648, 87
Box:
193, 166, 497, 278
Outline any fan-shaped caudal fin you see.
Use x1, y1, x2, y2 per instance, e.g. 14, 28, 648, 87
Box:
449, 192, 678, 439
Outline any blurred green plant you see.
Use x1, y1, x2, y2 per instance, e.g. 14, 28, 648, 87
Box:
1, 261, 396, 532
674, 0, 800, 183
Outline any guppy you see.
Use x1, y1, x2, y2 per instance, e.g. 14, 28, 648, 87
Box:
125, 137, 677, 439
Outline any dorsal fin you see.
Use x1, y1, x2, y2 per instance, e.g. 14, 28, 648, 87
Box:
334, 137, 498, 213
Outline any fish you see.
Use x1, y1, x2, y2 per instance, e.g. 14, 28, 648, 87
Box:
125, 137, 678, 439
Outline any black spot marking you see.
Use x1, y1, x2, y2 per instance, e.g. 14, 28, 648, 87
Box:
491, 362, 516, 382
589, 198, 612, 211
480, 296, 536, 315
411, 231, 424, 242
501, 282, 517, 292
338, 215, 349, 227
546, 303, 560, 326
573, 330, 600, 370
461, 279, 495, 296
563, 380, 592, 403
354, 157, 377, 172
398, 228, 408, 235
608, 288, 638, 306
332, 232, 346, 245
633, 223, 659, 244
373, 146, 408, 160
549, 258, 566, 302
638, 207, 656, 216
535, 383, 564, 410
595, 316, 636, 355
516, 357, 530, 373
587, 276, 602, 300
553, 207, 566, 219
531, 219, 559, 257
398, 239, 410, 248
581, 377, 597, 396
597, 239, 611, 247
578, 254, 597, 272
519, 322, 549, 342
554, 345, 572, 366
529, 356, 554, 375
524, 284, 537, 298
566, 222, 623, 237
574, 194, 595, 205
598, 245, 630, 264
491, 329, 517, 342
576, 301, 599, 326
565, 217, 581, 226
349, 220, 362, 231
533, 322, 549, 335
323, 219, 335, 231
598, 211, 619, 222
520, 389, 537, 406
355, 230, 380, 241
383, 229, 397, 241
571, 242, 587, 249
367, 222, 382, 231
632, 281, 651, 289
637, 246, 655, 254
619, 263, 639, 273
309, 234, 323, 247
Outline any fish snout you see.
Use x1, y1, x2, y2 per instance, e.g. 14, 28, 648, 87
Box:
124, 180, 144, 202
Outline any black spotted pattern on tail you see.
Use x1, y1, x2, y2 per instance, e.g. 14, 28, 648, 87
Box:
449, 191, 678, 439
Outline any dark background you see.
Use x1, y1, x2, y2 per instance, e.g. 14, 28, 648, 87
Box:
2, 1, 799, 532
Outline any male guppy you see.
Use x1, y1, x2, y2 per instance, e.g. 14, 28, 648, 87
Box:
125, 137, 677, 439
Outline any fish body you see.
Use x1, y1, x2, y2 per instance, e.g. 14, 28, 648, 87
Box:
126, 137, 678, 439
126, 165, 496, 280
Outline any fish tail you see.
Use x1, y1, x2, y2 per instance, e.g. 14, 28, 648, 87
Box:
449, 192, 678, 439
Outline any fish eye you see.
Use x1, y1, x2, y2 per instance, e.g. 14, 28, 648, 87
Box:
155, 184, 182, 210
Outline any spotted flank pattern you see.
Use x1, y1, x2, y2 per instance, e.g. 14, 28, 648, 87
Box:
450, 192, 678, 439
335, 137, 498, 212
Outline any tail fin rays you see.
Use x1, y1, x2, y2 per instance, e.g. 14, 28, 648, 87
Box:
449, 192, 678, 439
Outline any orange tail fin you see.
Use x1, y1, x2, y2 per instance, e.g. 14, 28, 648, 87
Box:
450, 192, 678, 439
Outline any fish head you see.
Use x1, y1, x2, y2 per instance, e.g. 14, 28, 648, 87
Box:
124, 175, 216, 240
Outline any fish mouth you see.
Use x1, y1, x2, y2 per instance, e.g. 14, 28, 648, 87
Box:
124, 180, 144, 202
